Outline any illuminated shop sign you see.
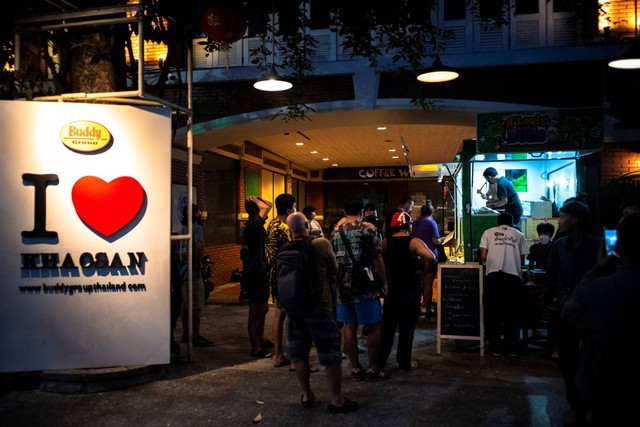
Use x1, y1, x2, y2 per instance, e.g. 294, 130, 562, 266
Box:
476, 108, 604, 153
323, 166, 412, 180
0, 101, 171, 372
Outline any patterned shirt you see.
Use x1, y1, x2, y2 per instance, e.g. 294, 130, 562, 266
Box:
265, 218, 292, 292
330, 220, 382, 304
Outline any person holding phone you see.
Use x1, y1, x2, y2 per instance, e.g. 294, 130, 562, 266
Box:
541, 201, 600, 426
561, 212, 640, 426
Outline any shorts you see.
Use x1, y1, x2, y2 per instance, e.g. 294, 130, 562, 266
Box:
243, 271, 270, 303
288, 310, 343, 367
182, 275, 205, 312
336, 297, 383, 325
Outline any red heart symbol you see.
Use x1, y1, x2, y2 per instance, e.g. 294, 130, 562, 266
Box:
72, 176, 144, 237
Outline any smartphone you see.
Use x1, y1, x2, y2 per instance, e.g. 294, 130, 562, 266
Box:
604, 228, 618, 257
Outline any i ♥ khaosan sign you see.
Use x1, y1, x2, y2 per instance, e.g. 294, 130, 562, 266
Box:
0, 101, 171, 372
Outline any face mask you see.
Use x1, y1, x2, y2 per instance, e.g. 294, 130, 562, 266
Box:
538, 235, 551, 245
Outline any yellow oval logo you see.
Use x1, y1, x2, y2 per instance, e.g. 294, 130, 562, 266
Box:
60, 121, 113, 153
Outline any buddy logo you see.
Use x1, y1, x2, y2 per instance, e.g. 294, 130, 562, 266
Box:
60, 121, 113, 154
22, 174, 146, 240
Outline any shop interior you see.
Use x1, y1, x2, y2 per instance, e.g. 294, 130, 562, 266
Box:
469, 155, 580, 250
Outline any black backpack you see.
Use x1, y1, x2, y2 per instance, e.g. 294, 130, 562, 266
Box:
275, 238, 316, 316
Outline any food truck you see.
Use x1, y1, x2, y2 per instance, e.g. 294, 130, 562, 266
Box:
456, 108, 604, 262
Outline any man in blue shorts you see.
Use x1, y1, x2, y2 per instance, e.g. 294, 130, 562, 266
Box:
330, 199, 389, 381
286, 212, 358, 414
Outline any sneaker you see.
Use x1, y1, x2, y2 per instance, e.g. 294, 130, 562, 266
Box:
365, 369, 390, 382
351, 366, 365, 381
399, 360, 418, 371
327, 397, 359, 414
487, 349, 502, 357
357, 342, 366, 354
193, 336, 215, 347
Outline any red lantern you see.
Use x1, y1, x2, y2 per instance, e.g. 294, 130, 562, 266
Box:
201, 2, 248, 44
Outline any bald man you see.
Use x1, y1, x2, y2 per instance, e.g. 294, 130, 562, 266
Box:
285, 212, 358, 414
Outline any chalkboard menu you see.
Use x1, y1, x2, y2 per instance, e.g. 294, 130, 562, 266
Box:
437, 264, 484, 354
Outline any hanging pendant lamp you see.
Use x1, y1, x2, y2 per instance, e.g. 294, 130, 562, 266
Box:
609, 0, 640, 69
253, 63, 292, 91
416, 3, 459, 83
253, 3, 292, 92
417, 54, 459, 82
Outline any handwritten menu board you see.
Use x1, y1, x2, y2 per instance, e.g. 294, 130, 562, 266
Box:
437, 264, 484, 356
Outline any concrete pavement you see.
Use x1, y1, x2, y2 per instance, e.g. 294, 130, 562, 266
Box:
0, 282, 568, 426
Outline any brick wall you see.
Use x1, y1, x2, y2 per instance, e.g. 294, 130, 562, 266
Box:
601, 142, 640, 185
599, 141, 640, 227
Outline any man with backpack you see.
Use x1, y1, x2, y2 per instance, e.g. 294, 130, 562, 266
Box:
282, 212, 358, 414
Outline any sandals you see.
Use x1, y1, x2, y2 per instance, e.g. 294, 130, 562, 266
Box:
351, 366, 365, 381
273, 358, 291, 368
250, 348, 272, 358
289, 365, 320, 373
327, 397, 359, 414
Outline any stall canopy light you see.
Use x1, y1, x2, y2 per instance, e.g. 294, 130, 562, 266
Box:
253, 65, 292, 91
417, 55, 459, 83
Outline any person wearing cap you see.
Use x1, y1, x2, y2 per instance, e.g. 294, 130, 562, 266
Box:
478, 167, 524, 228
383, 196, 415, 238
379, 211, 436, 371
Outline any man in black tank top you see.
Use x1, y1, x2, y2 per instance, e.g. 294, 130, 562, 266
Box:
379, 212, 436, 371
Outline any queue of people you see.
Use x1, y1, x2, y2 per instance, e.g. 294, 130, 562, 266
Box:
185, 191, 639, 422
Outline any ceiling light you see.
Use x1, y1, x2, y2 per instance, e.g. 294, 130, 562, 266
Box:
377, 126, 387, 130
392, 155, 399, 159
389, 149, 396, 152
295, 142, 303, 146
417, 55, 459, 82
322, 157, 329, 161
310, 150, 318, 154
332, 163, 338, 167
609, 0, 640, 69
253, 65, 293, 91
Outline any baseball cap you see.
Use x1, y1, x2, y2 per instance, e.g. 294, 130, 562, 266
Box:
390, 211, 412, 228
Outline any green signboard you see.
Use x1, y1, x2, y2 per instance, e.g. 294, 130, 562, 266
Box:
476, 108, 604, 154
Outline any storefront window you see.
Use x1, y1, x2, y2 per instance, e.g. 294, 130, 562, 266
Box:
292, 178, 306, 210
203, 152, 239, 246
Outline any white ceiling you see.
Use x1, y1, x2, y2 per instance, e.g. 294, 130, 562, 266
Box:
190, 108, 479, 171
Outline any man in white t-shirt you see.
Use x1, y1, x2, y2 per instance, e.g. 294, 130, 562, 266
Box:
479, 212, 529, 357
